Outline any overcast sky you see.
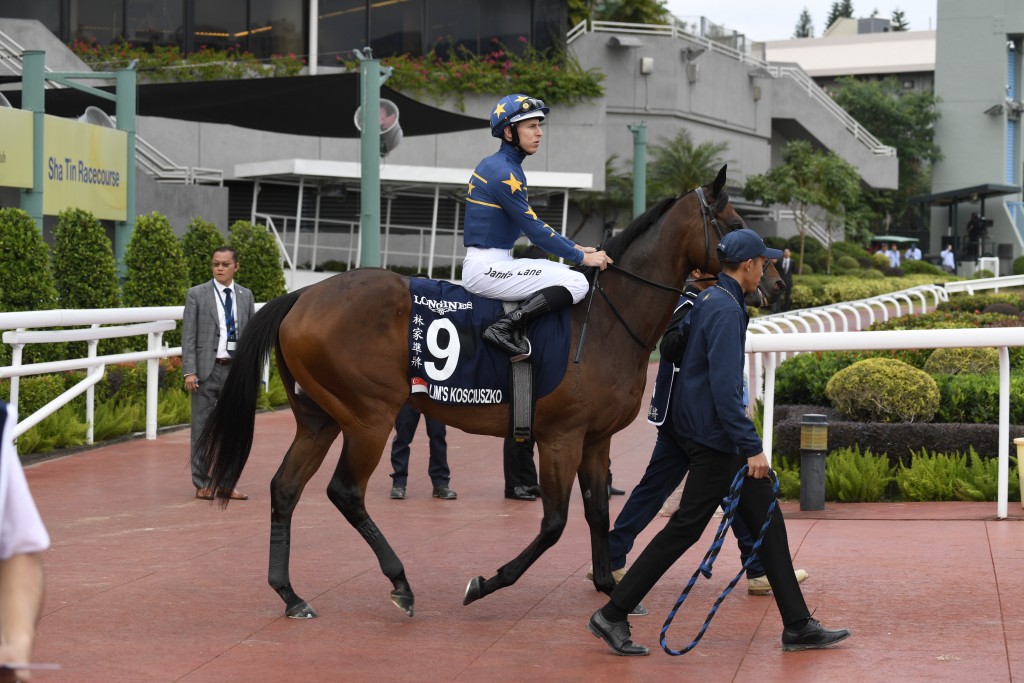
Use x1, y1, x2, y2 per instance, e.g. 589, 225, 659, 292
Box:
662, 0, 938, 42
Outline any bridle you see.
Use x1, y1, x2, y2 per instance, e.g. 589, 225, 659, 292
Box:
578, 185, 737, 354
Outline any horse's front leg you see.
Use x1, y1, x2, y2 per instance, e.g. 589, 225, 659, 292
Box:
326, 429, 414, 617
576, 438, 615, 596
463, 436, 582, 605
270, 417, 339, 618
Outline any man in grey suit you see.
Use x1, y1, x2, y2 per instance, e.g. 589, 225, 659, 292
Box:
182, 246, 255, 500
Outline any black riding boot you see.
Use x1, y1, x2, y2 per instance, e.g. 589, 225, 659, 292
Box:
483, 286, 573, 361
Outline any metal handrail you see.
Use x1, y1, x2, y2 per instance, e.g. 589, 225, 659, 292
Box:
578, 20, 897, 157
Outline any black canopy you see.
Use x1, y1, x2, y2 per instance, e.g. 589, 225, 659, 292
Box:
0, 72, 487, 138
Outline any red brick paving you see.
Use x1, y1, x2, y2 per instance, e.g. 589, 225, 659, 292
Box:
20, 363, 1024, 682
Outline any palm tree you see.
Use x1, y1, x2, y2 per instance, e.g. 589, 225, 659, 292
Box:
647, 129, 730, 200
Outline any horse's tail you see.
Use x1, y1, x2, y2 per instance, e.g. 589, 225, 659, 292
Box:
198, 288, 304, 503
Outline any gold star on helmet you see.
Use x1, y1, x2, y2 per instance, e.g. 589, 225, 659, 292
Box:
515, 95, 528, 103
493, 102, 507, 117
502, 173, 523, 194
524, 207, 538, 221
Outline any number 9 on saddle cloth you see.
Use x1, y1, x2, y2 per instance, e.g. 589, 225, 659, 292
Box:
407, 279, 569, 412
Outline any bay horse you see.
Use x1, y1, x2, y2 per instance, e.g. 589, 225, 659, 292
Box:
198, 165, 783, 619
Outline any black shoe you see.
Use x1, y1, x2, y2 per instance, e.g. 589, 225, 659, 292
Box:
390, 485, 406, 500
482, 318, 531, 358
524, 485, 542, 496
587, 609, 649, 656
432, 485, 457, 500
608, 485, 625, 496
781, 617, 851, 651
504, 486, 536, 501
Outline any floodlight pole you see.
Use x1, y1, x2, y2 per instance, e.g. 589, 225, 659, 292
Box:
628, 122, 647, 218
356, 47, 386, 268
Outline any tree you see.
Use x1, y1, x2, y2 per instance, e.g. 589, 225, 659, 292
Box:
228, 220, 286, 302
744, 141, 859, 274
180, 217, 226, 287
892, 8, 910, 31
825, 0, 854, 31
569, 0, 671, 28
794, 8, 815, 38
646, 129, 729, 203
829, 76, 941, 234
52, 208, 120, 310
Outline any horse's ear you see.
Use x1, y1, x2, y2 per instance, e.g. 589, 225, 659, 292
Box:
712, 164, 728, 197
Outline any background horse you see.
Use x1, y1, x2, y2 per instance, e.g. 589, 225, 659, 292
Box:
198, 165, 783, 619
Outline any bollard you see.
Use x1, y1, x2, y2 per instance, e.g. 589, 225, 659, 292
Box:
799, 414, 828, 511
1015, 438, 1024, 509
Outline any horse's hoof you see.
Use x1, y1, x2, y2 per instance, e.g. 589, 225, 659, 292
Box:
286, 601, 318, 619
391, 589, 414, 617
463, 576, 485, 606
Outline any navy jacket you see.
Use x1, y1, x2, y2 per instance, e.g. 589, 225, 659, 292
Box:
647, 286, 699, 426
672, 272, 763, 457
462, 142, 583, 264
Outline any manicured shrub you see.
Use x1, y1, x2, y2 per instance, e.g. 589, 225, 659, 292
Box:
0, 208, 62, 365
228, 220, 287, 302
938, 293, 1024, 313
901, 259, 943, 276
180, 217, 226, 287
122, 212, 188, 347
973, 269, 995, 279
52, 208, 121, 310
982, 303, 1020, 316
1014, 255, 1024, 275
825, 358, 939, 423
835, 255, 859, 271
931, 374, 1024, 424
924, 347, 999, 375
870, 252, 890, 271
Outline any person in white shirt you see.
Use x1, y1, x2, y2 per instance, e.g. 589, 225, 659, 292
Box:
941, 245, 956, 273
0, 402, 50, 682
905, 245, 921, 261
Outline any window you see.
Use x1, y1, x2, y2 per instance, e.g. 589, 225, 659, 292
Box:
71, 0, 124, 45
426, 0, 478, 57
127, 0, 184, 49
369, 0, 423, 57
251, 0, 304, 59
1, 1, 61, 40
479, 4, 530, 56
318, 0, 368, 66
194, 0, 248, 51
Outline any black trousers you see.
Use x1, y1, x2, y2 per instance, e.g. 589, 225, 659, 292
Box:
609, 438, 810, 628
503, 436, 539, 489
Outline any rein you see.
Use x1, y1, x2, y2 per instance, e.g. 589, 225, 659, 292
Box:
591, 264, 683, 351
660, 465, 779, 656
695, 186, 728, 274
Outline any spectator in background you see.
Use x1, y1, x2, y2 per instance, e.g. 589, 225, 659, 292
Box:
182, 246, 254, 501
887, 244, 901, 269
773, 248, 794, 313
905, 243, 922, 261
0, 402, 50, 681
941, 244, 956, 273
388, 404, 456, 500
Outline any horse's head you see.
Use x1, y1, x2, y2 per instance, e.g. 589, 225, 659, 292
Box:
693, 165, 783, 308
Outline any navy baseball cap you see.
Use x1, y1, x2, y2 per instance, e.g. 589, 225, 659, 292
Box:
717, 229, 783, 263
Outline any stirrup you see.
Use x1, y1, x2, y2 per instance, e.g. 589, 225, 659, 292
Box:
510, 338, 532, 362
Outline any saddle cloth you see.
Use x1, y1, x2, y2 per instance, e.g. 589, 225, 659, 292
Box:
406, 279, 570, 405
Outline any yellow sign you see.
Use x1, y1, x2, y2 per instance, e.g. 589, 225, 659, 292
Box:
43, 115, 127, 221
0, 108, 34, 189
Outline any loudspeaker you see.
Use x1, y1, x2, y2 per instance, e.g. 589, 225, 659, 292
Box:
354, 99, 402, 157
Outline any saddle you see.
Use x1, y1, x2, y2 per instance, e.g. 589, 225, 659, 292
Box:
406, 279, 570, 440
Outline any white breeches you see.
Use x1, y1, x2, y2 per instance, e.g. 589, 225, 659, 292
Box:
462, 247, 589, 303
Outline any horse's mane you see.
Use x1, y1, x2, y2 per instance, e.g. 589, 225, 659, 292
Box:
602, 196, 678, 262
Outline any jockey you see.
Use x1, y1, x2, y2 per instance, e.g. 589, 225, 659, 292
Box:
462, 93, 611, 360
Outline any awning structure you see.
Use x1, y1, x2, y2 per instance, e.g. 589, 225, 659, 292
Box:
2, 72, 488, 138
911, 183, 1021, 207
234, 158, 593, 289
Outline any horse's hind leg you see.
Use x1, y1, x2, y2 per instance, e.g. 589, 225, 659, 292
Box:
269, 402, 340, 619
325, 427, 414, 617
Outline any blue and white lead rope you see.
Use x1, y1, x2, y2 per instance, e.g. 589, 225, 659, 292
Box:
659, 464, 779, 656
